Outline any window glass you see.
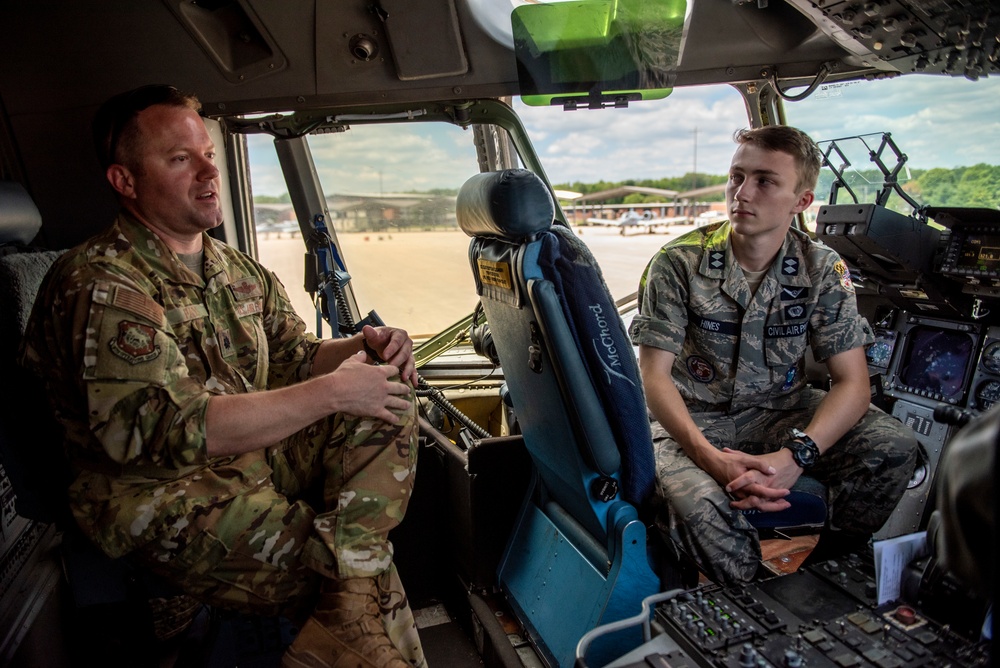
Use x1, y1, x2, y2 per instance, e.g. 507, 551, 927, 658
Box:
248, 123, 485, 339
783, 76, 1000, 217
514, 85, 747, 300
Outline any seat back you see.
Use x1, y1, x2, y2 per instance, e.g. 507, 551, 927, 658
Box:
457, 169, 658, 667
0, 182, 67, 523
457, 168, 654, 542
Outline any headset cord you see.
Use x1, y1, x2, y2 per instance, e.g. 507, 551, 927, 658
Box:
416, 375, 491, 440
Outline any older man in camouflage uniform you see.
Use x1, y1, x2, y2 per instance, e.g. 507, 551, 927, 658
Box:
630, 126, 917, 584
20, 85, 423, 668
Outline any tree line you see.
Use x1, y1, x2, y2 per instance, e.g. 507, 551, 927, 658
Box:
554, 164, 1000, 210
253, 164, 999, 211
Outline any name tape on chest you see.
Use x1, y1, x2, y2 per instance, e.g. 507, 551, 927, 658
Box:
689, 311, 739, 336
766, 323, 807, 338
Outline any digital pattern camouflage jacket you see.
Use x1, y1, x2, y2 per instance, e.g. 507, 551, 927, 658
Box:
630, 221, 874, 412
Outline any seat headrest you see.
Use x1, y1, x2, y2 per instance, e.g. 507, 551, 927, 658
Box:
0, 182, 42, 246
456, 169, 554, 241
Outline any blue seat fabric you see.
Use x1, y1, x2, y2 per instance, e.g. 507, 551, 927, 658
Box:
458, 170, 659, 668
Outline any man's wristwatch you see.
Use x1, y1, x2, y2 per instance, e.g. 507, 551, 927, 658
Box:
783, 428, 820, 469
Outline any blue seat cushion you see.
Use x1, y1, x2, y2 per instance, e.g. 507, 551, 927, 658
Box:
741, 475, 827, 530
534, 225, 655, 504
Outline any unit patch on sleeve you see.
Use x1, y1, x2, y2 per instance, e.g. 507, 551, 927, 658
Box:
686, 355, 715, 383
109, 321, 161, 364
834, 260, 854, 292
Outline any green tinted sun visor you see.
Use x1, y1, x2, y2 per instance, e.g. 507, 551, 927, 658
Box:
513, 0, 686, 108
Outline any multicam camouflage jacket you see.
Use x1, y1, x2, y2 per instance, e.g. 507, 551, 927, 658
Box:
20, 212, 321, 558
630, 222, 873, 413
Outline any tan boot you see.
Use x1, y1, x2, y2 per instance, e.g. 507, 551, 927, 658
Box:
281, 577, 409, 668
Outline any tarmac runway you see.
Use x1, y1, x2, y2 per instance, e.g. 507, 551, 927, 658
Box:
257, 224, 699, 338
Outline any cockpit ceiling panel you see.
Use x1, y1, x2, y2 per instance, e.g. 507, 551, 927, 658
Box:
785, 0, 1000, 80
1, 0, 997, 121
673, 0, 864, 85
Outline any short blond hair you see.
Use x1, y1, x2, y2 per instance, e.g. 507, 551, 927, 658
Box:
734, 126, 822, 192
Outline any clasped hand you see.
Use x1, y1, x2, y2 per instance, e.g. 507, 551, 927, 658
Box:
715, 447, 803, 513
331, 324, 417, 425
360, 324, 418, 386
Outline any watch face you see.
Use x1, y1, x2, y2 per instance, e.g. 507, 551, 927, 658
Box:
796, 444, 816, 466
785, 439, 817, 468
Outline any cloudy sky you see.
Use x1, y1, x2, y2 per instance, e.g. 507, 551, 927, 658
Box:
514, 75, 1000, 187
246, 75, 1000, 198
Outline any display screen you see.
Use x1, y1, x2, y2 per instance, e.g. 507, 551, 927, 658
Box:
898, 326, 974, 399
955, 232, 1000, 273
866, 328, 897, 370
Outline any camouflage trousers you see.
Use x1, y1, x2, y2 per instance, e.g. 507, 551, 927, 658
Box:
651, 388, 918, 584
133, 395, 424, 666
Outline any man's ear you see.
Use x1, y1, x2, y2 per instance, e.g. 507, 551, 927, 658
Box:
792, 188, 815, 214
106, 164, 137, 199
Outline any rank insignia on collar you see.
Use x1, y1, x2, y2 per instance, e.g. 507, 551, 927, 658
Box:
782, 257, 800, 275
109, 320, 161, 364
709, 251, 725, 270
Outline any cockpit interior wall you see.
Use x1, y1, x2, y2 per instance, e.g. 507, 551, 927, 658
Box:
1, 2, 999, 667
0, 0, 520, 249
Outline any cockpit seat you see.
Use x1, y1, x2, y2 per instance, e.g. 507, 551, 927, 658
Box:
0, 181, 66, 524
0, 181, 218, 663
456, 169, 659, 668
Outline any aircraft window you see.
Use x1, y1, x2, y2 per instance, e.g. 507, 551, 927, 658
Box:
247, 123, 487, 339
784, 76, 1000, 217
513, 85, 747, 301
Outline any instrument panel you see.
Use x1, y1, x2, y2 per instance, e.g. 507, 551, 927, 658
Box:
609, 556, 990, 668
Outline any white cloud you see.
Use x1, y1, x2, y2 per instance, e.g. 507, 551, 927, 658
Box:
249, 124, 479, 196
783, 76, 1000, 169
514, 86, 750, 185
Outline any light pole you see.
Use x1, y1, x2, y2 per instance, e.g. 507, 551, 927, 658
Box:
692, 126, 698, 192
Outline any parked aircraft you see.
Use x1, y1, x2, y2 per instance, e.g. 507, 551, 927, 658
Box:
586, 210, 690, 234
0, 1, 996, 668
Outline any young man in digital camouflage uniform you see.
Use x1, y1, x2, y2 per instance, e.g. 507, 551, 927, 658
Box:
20, 85, 423, 668
629, 125, 918, 584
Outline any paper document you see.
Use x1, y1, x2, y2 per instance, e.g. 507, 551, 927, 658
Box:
873, 531, 928, 606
